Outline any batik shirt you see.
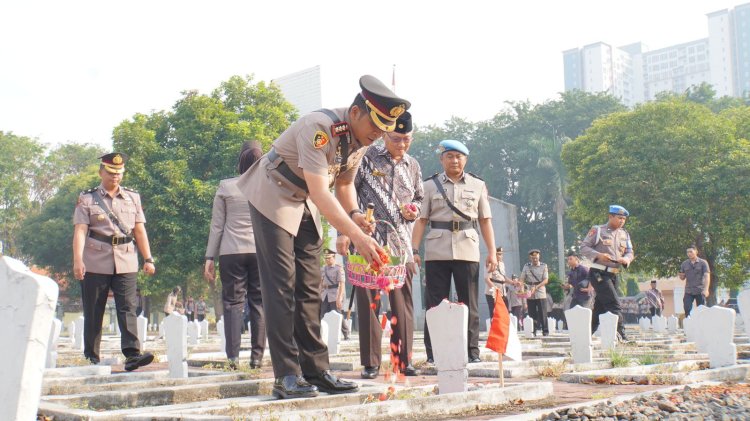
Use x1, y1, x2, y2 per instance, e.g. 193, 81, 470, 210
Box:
354, 144, 424, 263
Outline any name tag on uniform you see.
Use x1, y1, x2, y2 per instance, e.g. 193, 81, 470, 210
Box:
602, 239, 613, 246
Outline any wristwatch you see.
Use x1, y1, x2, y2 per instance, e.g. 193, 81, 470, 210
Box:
412, 248, 420, 255
145, 257, 155, 264
348, 208, 364, 218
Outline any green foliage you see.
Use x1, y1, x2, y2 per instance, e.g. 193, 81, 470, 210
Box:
111, 75, 297, 298
625, 278, 640, 297
546, 271, 564, 303
563, 97, 750, 294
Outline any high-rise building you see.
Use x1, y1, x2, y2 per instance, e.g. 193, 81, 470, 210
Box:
272, 66, 322, 116
564, 2, 750, 105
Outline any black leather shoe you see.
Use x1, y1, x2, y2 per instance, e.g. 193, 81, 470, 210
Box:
226, 358, 239, 371
250, 359, 262, 369
360, 366, 379, 379
124, 352, 154, 371
272, 375, 318, 399
403, 364, 418, 376
305, 370, 359, 394
425, 358, 435, 365
86, 356, 100, 365
469, 357, 482, 363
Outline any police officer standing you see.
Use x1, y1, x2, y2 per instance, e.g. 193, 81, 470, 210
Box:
204, 142, 266, 369
237, 75, 409, 399
580, 205, 634, 340
319, 249, 350, 340
339, 111, 423, 379
72, 153, 155, 371
519, 249, 549, 336
412, 140, 497, 364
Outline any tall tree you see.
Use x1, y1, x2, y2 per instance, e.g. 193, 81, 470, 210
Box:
563, 98, 750, 302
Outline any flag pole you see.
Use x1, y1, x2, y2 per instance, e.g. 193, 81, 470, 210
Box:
495, 289, 504, 387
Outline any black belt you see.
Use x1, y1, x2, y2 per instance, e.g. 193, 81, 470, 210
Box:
89, 231, 134, 246
268, 149, 308, 192
430, 220, 477, 232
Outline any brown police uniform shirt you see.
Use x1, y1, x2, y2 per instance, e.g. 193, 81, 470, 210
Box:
236, 108, 366, 237
320, 264, 345, 303
580, 223, 634, 268
519, 262, 548, 299
73, 184, 146, 274
205, 177, 256, 258
420, 171, 491, 262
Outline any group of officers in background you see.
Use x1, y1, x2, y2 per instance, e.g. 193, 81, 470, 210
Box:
73, 74, 708, 401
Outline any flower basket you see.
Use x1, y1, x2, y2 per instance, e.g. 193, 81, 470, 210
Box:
346, 220, 407, 290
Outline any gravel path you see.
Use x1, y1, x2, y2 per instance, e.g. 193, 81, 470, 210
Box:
537, 383, 750, 421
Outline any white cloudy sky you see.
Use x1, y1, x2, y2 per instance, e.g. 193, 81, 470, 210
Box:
0, 0, 744, 150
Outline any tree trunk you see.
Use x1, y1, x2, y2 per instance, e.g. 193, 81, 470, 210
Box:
555, 194, 566, 282
706, 256, 719, 307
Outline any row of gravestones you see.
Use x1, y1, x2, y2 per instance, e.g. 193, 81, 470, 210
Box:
638, 315, 679, 333
564, 304, 738, 368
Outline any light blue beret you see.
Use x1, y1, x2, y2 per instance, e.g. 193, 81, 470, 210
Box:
609, 205, 629, 216
437, 139, 469, 156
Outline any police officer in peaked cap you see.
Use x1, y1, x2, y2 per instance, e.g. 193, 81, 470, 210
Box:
236, 75, 410, 399
72, 152, 156, 371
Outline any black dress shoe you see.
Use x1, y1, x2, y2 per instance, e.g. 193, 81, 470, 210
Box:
403, 364, 418, 376
360, 366, 379, 379
250, 359, 262, 369
86, 356, 100, 365
124, 352, 154, 372
272, 375, 318, 399
305, 370, 359, 394
469, 357, 482, 363
426, 358, 435, 365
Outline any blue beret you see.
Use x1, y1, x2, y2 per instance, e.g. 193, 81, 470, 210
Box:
437, 139, 469, 156
609, 205, 629, 216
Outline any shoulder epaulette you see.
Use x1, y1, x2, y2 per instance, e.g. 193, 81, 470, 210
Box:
424, 173, 439, 182
81, 187, 97, 195
122, 186, 138, 193
467, 172, 484, 181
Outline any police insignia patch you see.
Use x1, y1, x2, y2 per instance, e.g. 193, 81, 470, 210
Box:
331, 122, 349, 137
313, 131, 329, 149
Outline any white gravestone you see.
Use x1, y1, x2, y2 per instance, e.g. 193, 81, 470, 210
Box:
319, 319, 329, 349
683, 316, 696, 343
323, 311, 343, 355
547, 317, 557, 334
136, 315, 148, 350
0, 256, 59, 421
702, 306, 737, 368
46, 318, 62, 369
217, 317, 225, 354
599, 312, 619, 350
667, 315, 679, 334
159, 321, 165, 339
510, 314, 518, 332
737, 290, 750, 337
523, 315, 534, 339
200, 319, 209, 341
164, 313, 188, 378
652, 315, 667, 333
673, 286, 685, 315
73, 315, 85, 351
692, 305, 710, 353
639, 317, 651, 332
187, 320, 200, 345
426, 300, 468, 394
67, 320, 75, 341
557, 319, 564, 331
565, 305, 593, 364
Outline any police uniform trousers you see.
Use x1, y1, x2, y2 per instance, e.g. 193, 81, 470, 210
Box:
81, 272, 140, 361
526, 297, 549, 335
219, 253, 266, 362
249, 203, 328, 377
320, 291, 351, 339
356, 263, 415, 369
589, 269, 625, 336
423, 260, 480, 360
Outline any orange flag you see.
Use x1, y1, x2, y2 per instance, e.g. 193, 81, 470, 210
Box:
485, 289, 510, 354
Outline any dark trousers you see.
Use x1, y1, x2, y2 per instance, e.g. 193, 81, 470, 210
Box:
683, 293, 705, 317
320, 298, 350, 338
649, 307, 662, 318
424, 260, 480, 360
527, 298, 548, 335
81, 272, 140, 360
250, 203, 328, 378
197, 314, 205, 322
511, 305, 523, 330
486, 293, 509, 317
590, 269, 625, 336
220, 253, 266, 361
571, 295, 592, 309
356, 263, 415, 370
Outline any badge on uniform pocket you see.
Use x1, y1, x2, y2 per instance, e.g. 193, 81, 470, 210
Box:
97, 214, 105, 221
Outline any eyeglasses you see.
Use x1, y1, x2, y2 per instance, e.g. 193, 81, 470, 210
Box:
386, 134, 412, 143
